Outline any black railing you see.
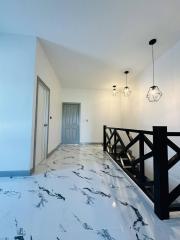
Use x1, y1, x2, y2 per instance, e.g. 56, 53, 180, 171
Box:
103, 125, 180, 220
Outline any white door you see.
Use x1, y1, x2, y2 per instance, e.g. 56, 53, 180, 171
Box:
35, 78, 50, 166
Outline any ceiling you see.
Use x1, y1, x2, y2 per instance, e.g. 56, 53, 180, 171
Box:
1, 0, 180, 89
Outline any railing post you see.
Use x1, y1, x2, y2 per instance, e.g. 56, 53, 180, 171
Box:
153, 126, 169, 220
114, 129, 117, 159
139, 132, 145, 182
103, 125, 107, 151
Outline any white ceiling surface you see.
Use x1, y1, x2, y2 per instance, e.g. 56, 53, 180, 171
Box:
1, 0, 180, 89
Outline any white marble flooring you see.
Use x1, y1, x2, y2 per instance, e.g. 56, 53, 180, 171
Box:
0, 144, 180, 240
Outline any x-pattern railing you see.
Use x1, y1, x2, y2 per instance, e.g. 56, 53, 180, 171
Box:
166, 135, 180, 210
103, 125, 180, 220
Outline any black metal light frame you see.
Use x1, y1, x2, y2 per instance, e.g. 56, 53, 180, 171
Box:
147, 39, 162, 102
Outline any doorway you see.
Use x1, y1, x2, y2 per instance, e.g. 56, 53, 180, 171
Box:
62, 103, 80, 144
33, 77, 50, 169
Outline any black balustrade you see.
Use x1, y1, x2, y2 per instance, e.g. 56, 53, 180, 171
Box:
103, 125, 180, 220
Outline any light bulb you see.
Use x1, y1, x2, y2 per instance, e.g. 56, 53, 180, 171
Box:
112, 85, 117, 96
123, 86, 131, 97
112, 89, 117, 96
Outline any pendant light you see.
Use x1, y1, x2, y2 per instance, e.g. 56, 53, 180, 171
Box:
146, 39, 162, 102
123, 70, 131, 97
112, 85, 117, 96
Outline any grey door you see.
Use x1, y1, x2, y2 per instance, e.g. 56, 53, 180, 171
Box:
62, 103, 80, 144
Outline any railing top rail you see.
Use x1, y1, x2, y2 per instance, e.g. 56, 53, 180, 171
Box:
106, 126, 180, 136
105, 126, 153, 135
167, 132, 180, 137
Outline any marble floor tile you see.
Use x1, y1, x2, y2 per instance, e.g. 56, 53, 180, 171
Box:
0, 144, 179, 240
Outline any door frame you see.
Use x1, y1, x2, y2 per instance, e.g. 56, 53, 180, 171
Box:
62, 102, 81, 144
32, 76, 50, 172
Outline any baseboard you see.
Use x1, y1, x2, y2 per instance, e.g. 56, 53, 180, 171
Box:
47, 143, 61, 158
0, 170, 31, 178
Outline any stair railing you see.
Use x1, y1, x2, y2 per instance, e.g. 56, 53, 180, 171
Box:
103, 125, 180, 220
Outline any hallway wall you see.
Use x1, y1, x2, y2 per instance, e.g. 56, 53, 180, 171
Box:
0, 33, 36, 172
35, 40, 62, 156
62, 88, 121, 143
120, 40, 180, 192
0, 34, 63, 173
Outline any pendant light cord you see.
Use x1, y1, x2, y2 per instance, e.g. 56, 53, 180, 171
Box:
126, 74, 127, 87
152, 45, 155, 86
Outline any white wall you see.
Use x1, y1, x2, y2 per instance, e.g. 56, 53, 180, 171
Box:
62, 88, 121, 143
121, 40, 180, 130
0, 33, 36, 171
120, 40, 180, 193
0, 35, 62, 173
35, 40, 62, 154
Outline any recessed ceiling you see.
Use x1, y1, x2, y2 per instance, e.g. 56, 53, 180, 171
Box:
1, 0, 180, 89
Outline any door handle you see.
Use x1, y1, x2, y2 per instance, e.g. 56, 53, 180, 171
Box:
44, 124, 48, 127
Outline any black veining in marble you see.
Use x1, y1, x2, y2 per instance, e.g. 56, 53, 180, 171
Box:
89, 169, 103, 177
14, 237, 24, 240
110, 184, 120, 189
136, 233, 141, 240
117, 200, 148, 231
115, 199, 153, 239
73, 214, 93, 230
76, 164, 84, 170
44, 170, 50, 178
82, 222, 93, 230
38, 186, 65, 201
14, 219, 33, 240
57, 175, 68, 179
64, 156, 75, 159
131, 205, 148, 232
97, 229, 116, 240
50, 168, 56, 171
70, 184, 95, 205
142, 234, 154, 240
83, 187, 111, 198
73, 214, 81, 223
89, 169, 97, 174
72, 171, 92, 180
80, 189, 95, 205
102, 163, 110, 170
0, 188, 21, 199
59, 224, 67, 233
36, 193, 48, 208
101, 170, 124, 179
136, 233, 154, 240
